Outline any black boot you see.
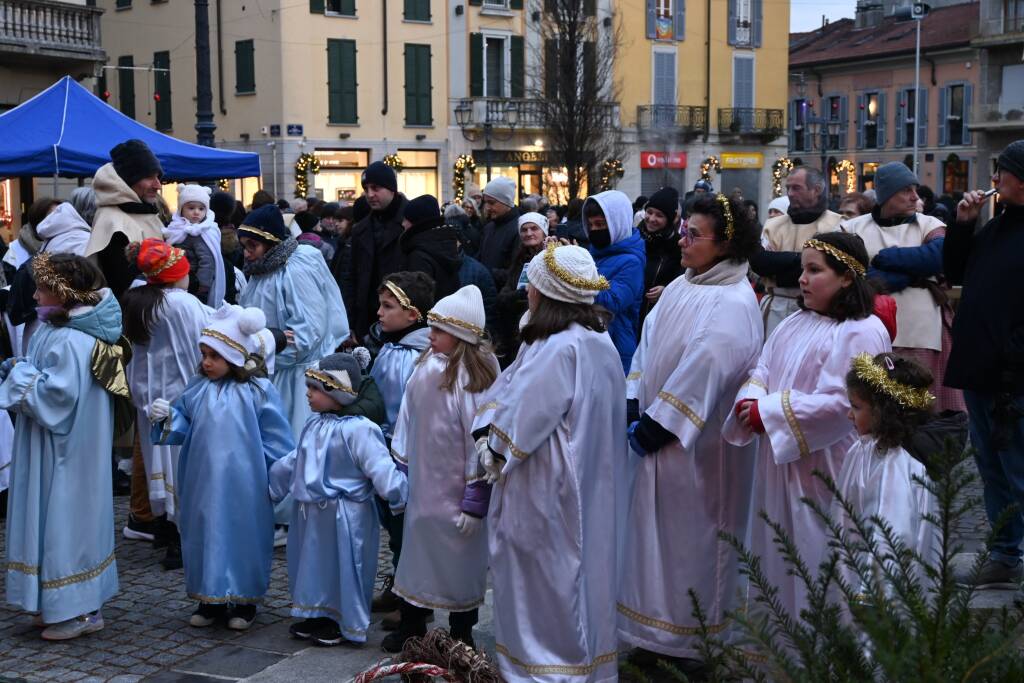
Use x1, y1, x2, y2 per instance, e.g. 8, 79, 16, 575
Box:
449, 608, 478, 650
151, 515, 170, 549
380, 602, 428, 653
160, 522, 182, 570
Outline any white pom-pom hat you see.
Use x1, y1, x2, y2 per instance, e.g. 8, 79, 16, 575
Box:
526, 243, 608, 305
200, 303, 267, 367
177, 184, 212, 212
427, 285, 487, 345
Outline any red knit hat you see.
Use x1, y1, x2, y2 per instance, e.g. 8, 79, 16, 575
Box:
134, 238, 190, 285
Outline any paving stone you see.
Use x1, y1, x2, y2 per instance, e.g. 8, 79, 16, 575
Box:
173, 645, 286, 678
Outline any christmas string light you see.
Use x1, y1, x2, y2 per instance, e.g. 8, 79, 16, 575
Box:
294, 153, 321, 198
452, 154, 477, 202
382, 154, 405, 172
700, 156, 721, 183
217, 179, 230, 191
835, 159, 857, 194
600, 159, 624, 191
771, 157, 794, 197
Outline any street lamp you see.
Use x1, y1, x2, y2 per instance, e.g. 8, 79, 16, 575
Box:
804, 103, 842, 185
455, 99, 520, 183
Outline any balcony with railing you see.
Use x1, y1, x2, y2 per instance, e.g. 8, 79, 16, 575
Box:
636, 105, 707, 139
0, 0, 104, 65
973, 15, 1024, 46
968, 103, 1024, 131
452, 97, 620, 131
717, 108, 785, 141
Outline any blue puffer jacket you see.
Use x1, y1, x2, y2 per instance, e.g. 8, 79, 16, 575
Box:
583, 190, 646, 373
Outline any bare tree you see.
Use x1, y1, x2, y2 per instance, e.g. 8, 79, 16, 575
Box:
530, 0, 623, 200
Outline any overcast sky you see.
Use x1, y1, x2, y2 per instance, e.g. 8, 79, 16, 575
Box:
790, 0, 858, 32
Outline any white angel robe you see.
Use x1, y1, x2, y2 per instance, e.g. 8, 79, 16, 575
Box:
126, 288, 210, 520
473, 323, 626, 683
392, 351, 498, 612
618, 262, 763, 658
240, 244, 348, 438
834, 437, 935, 591
723, 310, 891, 619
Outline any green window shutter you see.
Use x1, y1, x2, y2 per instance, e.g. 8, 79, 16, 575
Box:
153, 51, 171, 130
339, 0, 355, 15
544, 38, 558, 99
404, 0, 430, 20
328, 39, 358, 124
117, 55, 135, 119
470, 33, 484, 97
404, 44, 432, 125
235, 40, 255, 93
310, 0, 324, 13
510, 35, 524, 98
510, 0, 524, 9
469, 0, 482, 5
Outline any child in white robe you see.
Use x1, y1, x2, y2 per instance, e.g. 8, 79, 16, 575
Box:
836, 352, 936, 592
269, 352, 407, 646
164, 184, 226, 307
723, 231, 892, 621
383, 285, 499, 653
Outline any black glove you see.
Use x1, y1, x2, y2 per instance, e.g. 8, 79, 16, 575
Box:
632, 413, 676, 454
626, 398, 640, 426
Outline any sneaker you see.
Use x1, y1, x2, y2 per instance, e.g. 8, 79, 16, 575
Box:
289, 617, 332, 640
122, 513, 157, 542
273, 526, 288, 548
227, 604, 257, 631
372, 574, 399, 612
189, 602, 226, 627
41, 612, 104, 641
962, 557, 1023, 589
310, 619, 346, 646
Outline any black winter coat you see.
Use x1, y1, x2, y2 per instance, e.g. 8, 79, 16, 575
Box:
399, 218, 463, 302
477, 207, 521, 290
639, 224, 683, 327
349, 194, 409, 340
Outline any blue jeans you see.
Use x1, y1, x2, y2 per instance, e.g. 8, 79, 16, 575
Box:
965, 390, 1024, 565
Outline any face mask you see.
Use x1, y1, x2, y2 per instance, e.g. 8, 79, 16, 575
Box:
589, 229, 611, 249
36, 305, 64, 322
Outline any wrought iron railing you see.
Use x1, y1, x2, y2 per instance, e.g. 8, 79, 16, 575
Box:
0, 0, 103, 53
455, 97, 620, 130
636, 105, 708, 132
717, 108, 785, 136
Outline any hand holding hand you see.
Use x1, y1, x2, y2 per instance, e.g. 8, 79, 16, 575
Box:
0, 357, 17, 382
476, 437, 501, 484
735, 400, 754, 431
148, 398, 171, 422
645, 286, 665, 302
455, 512, 483, 537
957, 190, 988, 225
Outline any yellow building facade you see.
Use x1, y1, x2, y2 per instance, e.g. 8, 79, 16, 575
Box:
615, 0, 789, 207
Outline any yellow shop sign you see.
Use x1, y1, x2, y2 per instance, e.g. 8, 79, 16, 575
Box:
720, 153, 764, 169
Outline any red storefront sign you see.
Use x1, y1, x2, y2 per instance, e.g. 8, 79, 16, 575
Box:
640, 151, 687, 169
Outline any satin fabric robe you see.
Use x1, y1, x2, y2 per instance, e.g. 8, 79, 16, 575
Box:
269, 413, 406, 642
154, 376, 294, 604
619, 268, 763, 657
127, 288, 210, 520
392, 351, 497, 611
2, 297, 122, 623
369, 326, 431, 440
834, 437, 936, 591
473, 323, 626, 683
240, 244, 348, 438
723, 310, 891, 619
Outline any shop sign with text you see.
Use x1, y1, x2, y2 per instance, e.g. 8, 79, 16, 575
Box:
640, 151, 687, 169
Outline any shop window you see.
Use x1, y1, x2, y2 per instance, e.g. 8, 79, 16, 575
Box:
860, 161, 880, 191
942, 155, 969, 194
313, 149, 370, 202
154, 51, 171, 131
396, 150, 439, 198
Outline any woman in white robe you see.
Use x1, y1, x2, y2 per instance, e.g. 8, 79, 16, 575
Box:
473, 245, 625, 683
619, 194, 764, 660
723, 231, 891, 621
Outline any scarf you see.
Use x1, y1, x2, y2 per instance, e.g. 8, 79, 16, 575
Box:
871, 205, 917, 228
243, 237, 298, 277
164, 212, 228, 306
787, 193, 830, 225
685, 258, 750, 286
119, 201, 160, 215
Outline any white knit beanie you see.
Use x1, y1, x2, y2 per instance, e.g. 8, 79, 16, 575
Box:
177, 184, 212, 212
427, 285, 487, 345
482, 176, 517, 207
200, 304, 267, 368
526, 244, 608, 304
768, 196, 790, 214
518, 211, 549, 237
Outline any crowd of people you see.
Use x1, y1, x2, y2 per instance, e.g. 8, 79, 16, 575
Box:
2, 135, 1024, 683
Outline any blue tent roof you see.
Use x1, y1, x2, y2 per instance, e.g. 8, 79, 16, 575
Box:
0, 77, 261, 181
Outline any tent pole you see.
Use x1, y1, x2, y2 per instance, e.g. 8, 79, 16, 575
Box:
52, 173, 58, 195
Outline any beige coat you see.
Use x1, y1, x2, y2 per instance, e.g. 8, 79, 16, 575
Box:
85, 163, 164, 257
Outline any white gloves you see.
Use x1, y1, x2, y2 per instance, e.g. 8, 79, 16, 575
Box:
476, 437, 501, 484
455, 512, 483, 537
148, 398, 171, 422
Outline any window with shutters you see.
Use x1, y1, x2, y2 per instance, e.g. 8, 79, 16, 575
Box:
864, 92, 879, 149
154, 51, 171, 131
947, 84, 965, 145
728, 0, 761, 47
483, 0, 510, 8
652, 50, 676, 126
899, 88, 917, 147
404, 0, 430, 21
791, 98, 806, 151
117, 55, 135, 119
647, 0, 685, 40
115, 0, 131, 8
485, 37, 507, 97
325, 0, 355, 16
405, 44, 432, 126
327, 39, 358, 124
235, 40, 255, 94
827, 96, 843, 149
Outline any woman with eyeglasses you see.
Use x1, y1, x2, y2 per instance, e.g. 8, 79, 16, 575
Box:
620, 194, 763, 669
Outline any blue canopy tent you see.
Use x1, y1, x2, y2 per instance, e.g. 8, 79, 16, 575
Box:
0, 77, 261, 181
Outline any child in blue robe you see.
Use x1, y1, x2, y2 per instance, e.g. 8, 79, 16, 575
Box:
150, 304, 295, 631
366, 271, 434, 617
269, 352, 407, 646
0, 254, 124, 641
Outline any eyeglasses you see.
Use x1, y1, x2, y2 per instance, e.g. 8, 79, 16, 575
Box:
680, 228, 719, 245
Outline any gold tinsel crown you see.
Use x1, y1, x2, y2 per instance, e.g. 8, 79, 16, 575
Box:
32, 252, 101, 306
851, 352, 935, 410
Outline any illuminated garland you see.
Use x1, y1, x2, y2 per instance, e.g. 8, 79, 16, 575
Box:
452, 154, 477, 202
600, 158, 624, 191
835, 159, 857, 194
771, 157, 794, 197
382, 154, 404, 172
700, 156, 721, 182
217, 179, 230, 191
294, 153, 321, 198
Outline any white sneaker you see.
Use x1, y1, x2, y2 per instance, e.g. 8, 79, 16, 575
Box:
41, 612, 104, 641
273, 526, 288, 548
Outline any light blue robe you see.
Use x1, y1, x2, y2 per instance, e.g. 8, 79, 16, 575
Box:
1, 292, 122, 623
369, 327, 430, 439
240, 244, 348, 438
269, 413, 406, 641
154, 376, 295, 604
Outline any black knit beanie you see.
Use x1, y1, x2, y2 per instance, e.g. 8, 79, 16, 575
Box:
361, 161, 398, 193
402, 194, 441, 226
998, 140, 1024, 181
110, 139, 163, 187
645, 187, 680, 220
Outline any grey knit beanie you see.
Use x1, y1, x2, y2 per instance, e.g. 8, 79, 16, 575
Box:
874, 162, 919, 208
997, 140, 1024, 181
305, 352, 362, 407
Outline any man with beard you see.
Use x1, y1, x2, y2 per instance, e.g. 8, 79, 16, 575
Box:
749, 166, 842, 335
